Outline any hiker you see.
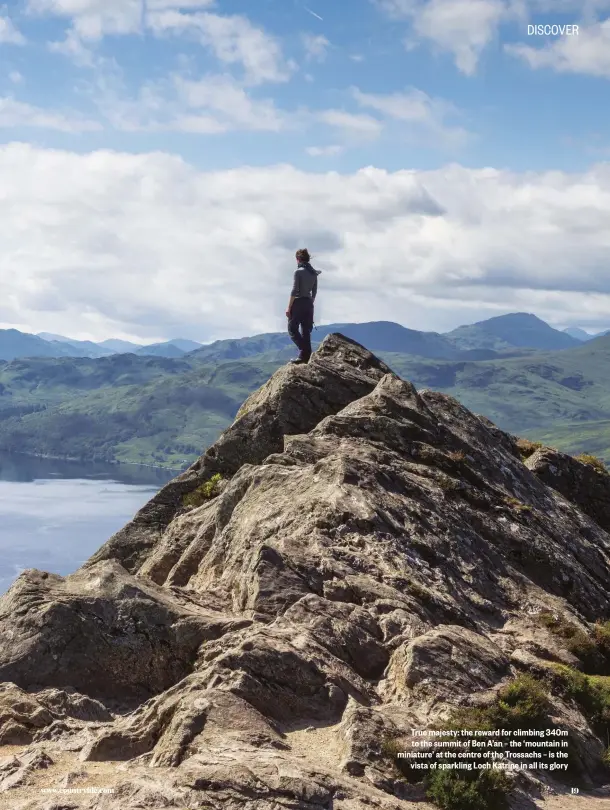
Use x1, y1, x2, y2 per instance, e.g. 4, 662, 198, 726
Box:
286, 248, 321, 364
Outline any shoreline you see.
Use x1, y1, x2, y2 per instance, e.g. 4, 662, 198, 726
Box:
0, 449, 189, 474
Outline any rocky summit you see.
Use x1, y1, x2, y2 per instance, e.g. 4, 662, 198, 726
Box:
2, 333, 610, 809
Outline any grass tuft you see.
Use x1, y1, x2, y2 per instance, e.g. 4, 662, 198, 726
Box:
575, 453, 608, 475
182, 473, 223, 508
515, 438, 543, 459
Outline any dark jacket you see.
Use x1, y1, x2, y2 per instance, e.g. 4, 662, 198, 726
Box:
291, 262, 321, 300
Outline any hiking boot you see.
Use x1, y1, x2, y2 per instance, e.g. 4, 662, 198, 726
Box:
289, 358, 306, 365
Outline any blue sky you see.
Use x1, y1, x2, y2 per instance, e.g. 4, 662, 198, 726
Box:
3, 0, 609, 172
0, 0, 609, 342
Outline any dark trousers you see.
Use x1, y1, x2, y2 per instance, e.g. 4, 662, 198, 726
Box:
287, 297, 314, 361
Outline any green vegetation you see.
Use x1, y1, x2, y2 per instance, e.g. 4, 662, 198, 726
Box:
425, 769, 511, 810
538, 613, 610, 674
381, 338, 610, 464
550, 666, 610, 740
575, 453, 608, 474
182, 474, 223, 508
2, 328, 610, 467
382, 674, 563, 809
447, 674, 550, 734
0, 354, 276, 467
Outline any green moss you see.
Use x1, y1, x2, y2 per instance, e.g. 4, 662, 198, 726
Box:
182, 473, 223, 508
575, 453, 608, 474
425, 769, 511, 810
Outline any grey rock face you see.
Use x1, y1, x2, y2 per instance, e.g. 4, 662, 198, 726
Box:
1, 333, 610, 808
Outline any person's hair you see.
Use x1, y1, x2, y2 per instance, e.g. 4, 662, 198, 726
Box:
295, 248, 310, 263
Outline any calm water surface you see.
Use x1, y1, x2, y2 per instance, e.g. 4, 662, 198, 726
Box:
0, 452, 178, 594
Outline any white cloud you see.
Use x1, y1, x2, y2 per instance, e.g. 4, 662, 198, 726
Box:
147, 11, 295, 85
28, 0, 143, 39
506, 20, 610, 78
94, 71, 289, 133
2, 144, 610, 341
413, 0, 507, 75
306, 145, 344, 156
317, 109, 384, 139
352, 86, 471, 147
9, 71, 24, 84
0, 12, 25, 44
172, 73, 287, 131
48, 28, 96, 66
302, 33, 330, 62
375, 0, 511, 74
375, 0, 610, 75
147, 0, 214, 7
0, 98, 101, 132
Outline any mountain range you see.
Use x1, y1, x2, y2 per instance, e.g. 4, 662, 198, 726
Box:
2, 312, 610, 468
22, 332, 204, 361
0, 311, 596, 364
563, 327, 610, 341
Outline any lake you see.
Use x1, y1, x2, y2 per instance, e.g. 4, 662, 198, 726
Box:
0, 452, 179, 595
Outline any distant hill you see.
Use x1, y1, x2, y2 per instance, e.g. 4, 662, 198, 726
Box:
0, 330, 87, 362
98, 339, 143, 353
3, 314, 588, 365
37, 332, 76, 343
169, 339, 202, 352
562, 327, 610, 342
192, 320, 525, 364
134, 342, 188, 358
447, 313, 580, 351
563, 327, 592, 341
38, 333, 114, 358
3, 330, 610, 467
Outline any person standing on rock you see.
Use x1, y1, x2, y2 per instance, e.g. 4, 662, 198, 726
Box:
286, 248, 321, 364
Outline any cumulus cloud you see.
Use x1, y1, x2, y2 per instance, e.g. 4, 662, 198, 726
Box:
317, 109, 384, 139
302, 33, 330, 61
0, 11, 25, 44
28, 0, 143, 39
30, 2, 294, 89
376, 0, 509, 74
506, 20, 610, 78
306, 145, 345, 156
96, 72, 289, 133
146, 11, 296, 85
1, 143, 610, 342
147, 1, 215, 7
376, 0, 610, 76
0, 98, 100, 131
352, 86, 471, 147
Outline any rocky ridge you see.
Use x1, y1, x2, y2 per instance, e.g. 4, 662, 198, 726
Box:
1, 334, 610, 808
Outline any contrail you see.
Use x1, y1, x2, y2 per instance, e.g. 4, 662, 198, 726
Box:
303, 5, 323, 20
